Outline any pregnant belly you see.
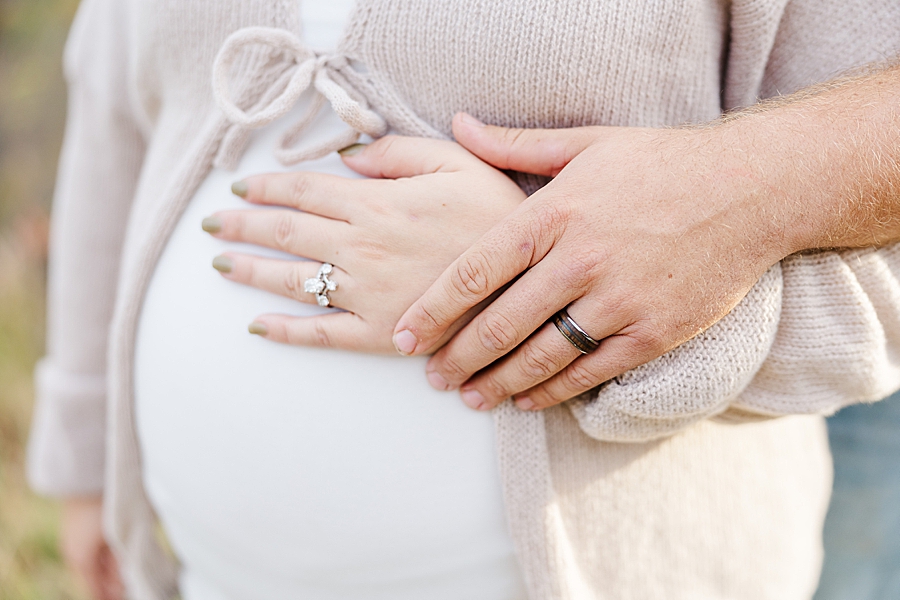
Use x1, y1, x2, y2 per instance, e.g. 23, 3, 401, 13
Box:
134, 106, 524, 600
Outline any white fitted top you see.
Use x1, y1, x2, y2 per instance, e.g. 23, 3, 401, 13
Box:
133, 2, 526, 599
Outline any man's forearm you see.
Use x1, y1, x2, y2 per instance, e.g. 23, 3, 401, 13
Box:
722, 62, 900, 258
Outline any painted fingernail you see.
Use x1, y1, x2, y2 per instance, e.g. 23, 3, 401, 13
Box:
201, 216, 222, 233
515, 397, 535, 411
212, 255, 233, 273
393, 329, 417, 355
461, 388, 486, 410
248, 322, 268, 336
231, 181, 248, 198
337, 143, 367, 157
459, 113, 485, 127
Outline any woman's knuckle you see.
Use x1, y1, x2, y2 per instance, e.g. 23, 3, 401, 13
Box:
282, 267, 305, 297
477, 312, 517, 353
227, 213, 245, 238
273, 215, 297, 250
374, 134, 399, 155
313, 320, 333, 347
288, 175, 313, 205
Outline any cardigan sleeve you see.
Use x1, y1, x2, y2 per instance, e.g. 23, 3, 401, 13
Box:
732, 0, 900, 417
568, 0, 900, 442
27, 0, 147, 496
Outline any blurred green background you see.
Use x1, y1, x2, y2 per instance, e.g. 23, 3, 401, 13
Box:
0, 0, 86, 597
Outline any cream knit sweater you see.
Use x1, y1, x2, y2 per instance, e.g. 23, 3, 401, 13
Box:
27, 0, 900, 599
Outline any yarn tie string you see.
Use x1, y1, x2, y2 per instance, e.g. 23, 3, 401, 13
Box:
212, 26, 387, 167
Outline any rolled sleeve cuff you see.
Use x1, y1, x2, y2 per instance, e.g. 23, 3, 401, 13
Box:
27, 359, 107, 496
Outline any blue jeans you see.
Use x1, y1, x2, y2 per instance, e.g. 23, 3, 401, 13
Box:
815, 391, 900, 599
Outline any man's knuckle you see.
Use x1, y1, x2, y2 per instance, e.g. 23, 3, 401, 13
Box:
477, 312, 518, 353
480, 375, 509, 400
452, 255, 491, 297
630, 322, 666, 357
520, 343, 558, 380
529, 389, 558, 409
565, 362, 599, 391
559, 250, 602, 291
439, 353, 469, 382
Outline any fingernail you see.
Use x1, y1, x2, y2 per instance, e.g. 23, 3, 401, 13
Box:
337, 143, 367, 157
248, 322, 268, 336
393, 329, 417, 355
426, 370, 450, 391
461, 388, 486, 410
515, 397, 535, 411
201, 216, 222, 233
231, 181, 248, 198
459, 113, 485, 127
211, 255, 233, 273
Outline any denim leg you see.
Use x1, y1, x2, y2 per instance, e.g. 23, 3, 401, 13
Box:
815, 392, 900, 600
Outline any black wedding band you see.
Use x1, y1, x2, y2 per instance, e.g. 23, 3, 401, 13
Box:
552, 308, 600, 354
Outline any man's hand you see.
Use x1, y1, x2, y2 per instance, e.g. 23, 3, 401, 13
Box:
394, 63, 900, 413
62, 496, 123, 600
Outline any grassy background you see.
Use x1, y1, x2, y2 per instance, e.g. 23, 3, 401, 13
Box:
0, 0, 87, 597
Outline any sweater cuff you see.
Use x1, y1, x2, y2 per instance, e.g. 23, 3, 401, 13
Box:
736, 249, 900, 416
27, 359, 107, 496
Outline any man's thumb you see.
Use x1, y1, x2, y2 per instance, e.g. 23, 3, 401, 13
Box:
451, 112, 597, 177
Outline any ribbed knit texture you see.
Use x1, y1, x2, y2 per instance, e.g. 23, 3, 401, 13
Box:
27, 1, 900, 598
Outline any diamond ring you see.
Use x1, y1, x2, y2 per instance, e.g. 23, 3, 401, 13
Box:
303, 263, 338, 307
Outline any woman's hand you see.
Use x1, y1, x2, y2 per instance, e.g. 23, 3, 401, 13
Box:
62, 496, 124, 600
391, 113, 801, 412
203, 136, 526, 352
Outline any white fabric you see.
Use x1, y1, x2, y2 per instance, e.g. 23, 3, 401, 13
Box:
133, 2, 526, 598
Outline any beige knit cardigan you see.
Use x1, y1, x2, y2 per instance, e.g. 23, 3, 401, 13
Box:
27, 0, 900, 598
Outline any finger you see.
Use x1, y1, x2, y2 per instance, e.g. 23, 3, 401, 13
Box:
208, 209, 345, 263
392, 200, 566, 356
338, 135, 480, 179
248, 312, 380, 352
451, 112, 603, 176
97, 545, 124, 600
513, 327, 659, 411
235, 171, 358, 221
213, 253, 354, 310
456, 321, 581, 410
423, 249, 603, 389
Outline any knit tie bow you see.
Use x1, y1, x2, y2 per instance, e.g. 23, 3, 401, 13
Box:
212, 26, 387, 169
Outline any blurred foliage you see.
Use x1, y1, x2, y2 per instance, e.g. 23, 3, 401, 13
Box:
0, 0, 88, 597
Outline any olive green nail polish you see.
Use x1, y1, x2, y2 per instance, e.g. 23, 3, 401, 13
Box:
231, 180, 249, 198
248, 322, 268, 336
212, 255, 233, 273
337, 142, 367, 157
201, 216, 222, 233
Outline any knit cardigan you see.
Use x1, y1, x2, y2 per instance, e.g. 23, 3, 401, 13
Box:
27, 0, 900, 598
